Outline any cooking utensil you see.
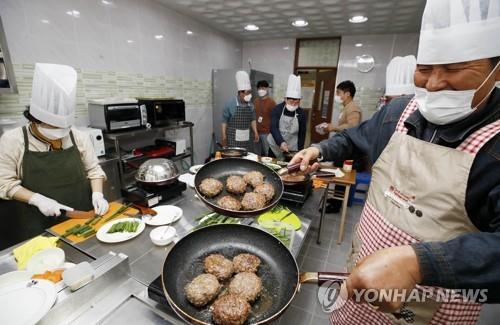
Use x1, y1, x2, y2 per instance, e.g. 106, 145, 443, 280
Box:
132, 204, 158, 216
135, 158, 179, 187
215, 142, 248, 158
62, 209, 96, 219
161, 224, 415, 325
194, 158, 284, 217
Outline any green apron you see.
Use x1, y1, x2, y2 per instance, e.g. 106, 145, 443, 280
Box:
0, 126, 92, 249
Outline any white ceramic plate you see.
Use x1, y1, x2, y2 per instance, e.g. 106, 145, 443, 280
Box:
144, 205, 183, 226
189, 164, 204, 174
178, 173, 195, 188
26, 248, 65, 274
96, 218, 145, 243
0, 279, 56, 325
0, 271, 34, 289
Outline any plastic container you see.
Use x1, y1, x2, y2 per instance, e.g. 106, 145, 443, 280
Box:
27, 248, 65, 274
62, 261, 95, 291
343, 160, 353, 172
150, 226, 176, 246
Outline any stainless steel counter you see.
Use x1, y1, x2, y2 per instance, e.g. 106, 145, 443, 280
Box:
1, 186, 322, 324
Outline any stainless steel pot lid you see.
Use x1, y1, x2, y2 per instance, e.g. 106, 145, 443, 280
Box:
135, 158, 179, 183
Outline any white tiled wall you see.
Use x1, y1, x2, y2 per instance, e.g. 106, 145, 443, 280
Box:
0, 0, 243, 164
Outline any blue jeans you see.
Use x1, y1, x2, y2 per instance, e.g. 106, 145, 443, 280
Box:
255, 134, 270, 156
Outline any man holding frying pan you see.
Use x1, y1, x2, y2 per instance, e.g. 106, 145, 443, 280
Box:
290, 0, 500, 323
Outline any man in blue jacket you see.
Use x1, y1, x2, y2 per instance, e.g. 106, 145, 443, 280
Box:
291, 0, 499, 323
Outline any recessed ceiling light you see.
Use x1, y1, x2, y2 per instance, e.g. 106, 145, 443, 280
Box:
283, 46, 290, 50
101, 0, 113, 5
355, 43, 363, 47
244, 24, 259, 31
292, 19, 309, 27
66, 10, 80, 18
154, 35, 164, 40
41, 19, 50, 24
349, 15, 368, 23
186, 30, 193, 35
126, 40, 134, 43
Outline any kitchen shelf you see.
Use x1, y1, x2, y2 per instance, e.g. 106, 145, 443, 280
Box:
103, 122, 195, 188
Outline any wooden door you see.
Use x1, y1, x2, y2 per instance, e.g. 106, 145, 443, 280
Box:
310, 69, 336, 143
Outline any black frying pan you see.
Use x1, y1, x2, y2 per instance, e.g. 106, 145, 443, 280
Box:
194, 158, 284, 217
161, 224, 348, 325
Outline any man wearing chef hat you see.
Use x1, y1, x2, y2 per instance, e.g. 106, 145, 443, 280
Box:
267, 74, 307, 158
376, 55, 417, 110
291, 0, 500, 323
221, 71, 259, 151
0, 63, 108, 248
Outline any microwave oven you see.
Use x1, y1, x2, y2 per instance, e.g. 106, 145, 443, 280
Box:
137, 98, 185, 127
88, 101, 148, 132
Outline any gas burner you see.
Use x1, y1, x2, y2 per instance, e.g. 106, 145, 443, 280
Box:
122, 180, 186, 207
280, 181, 312, 205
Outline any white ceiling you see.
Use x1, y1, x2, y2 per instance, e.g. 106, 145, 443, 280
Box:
157, 0, 426, 40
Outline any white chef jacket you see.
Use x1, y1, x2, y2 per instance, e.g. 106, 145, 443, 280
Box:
0, 124, 106, 200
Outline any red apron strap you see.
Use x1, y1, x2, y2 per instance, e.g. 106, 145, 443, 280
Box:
395, 97, 419, 134
457, 119, 500, 155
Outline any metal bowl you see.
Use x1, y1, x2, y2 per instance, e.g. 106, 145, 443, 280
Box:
135, 158, 179, 186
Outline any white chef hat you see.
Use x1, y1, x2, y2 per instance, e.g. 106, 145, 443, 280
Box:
235, 70, 251, 91
385, 55, 416, 96
30, 63, 77, 128
417, 0, 500, 64
286, 74, 301, 99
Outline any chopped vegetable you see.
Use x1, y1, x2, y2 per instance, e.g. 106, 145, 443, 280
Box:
192, 213, 240, 231
107, 221, 140, 234
32, 269, 64, 283
103, 203, 133, 223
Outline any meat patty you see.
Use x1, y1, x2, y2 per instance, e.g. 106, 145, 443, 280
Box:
233, 253, 261, 273
241, 192, 266, 210
184, 274, 220, 307
228, 272, 262, 303
253, 182, 275, 202
281, 172, 306, 183
204, 254, 234, 281
217, 195, 242, 211
226, 176, 247, 194
199, 178, 224, 197
243, 171, 264, 188
212, 293, 251, 325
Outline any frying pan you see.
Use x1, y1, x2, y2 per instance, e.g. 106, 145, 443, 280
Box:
194, 158, 283, 217
278, 161, 335, 186
216, 142, 248, 158
161, 224, 348, 325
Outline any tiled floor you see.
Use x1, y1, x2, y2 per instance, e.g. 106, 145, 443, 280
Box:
277, 204, 363, 325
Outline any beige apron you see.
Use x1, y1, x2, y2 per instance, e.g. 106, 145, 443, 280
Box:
330, 98, 500, 324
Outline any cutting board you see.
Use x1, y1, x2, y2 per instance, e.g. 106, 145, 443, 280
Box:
49, 202, 139, 244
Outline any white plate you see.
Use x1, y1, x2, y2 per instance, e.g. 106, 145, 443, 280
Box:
26, 248, 65, 274
189, 164, 203, 174
144, 205, 183, 226
0, 271, 33, 289
178, 173, 195, 188
96, 218, 145, 243
0, 279, 56, 325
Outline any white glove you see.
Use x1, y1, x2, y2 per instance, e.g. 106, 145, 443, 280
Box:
92, 192, 109, 216
29, 193, 73, 217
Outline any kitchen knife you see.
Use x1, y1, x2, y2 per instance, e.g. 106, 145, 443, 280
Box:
62, 209, 96, 219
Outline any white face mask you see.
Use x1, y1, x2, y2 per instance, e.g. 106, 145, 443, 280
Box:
243, 94, 252, 102
258, 89, 267, 97
415, 61, 500, 125
38, 126, 70, 140
285, 103, 298, 112
334, 95, 342, 104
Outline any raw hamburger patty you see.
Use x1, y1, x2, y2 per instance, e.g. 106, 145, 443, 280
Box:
199, 178, 224, 197
204, 254, 234, 281
212, 293, 251, 325
217, 195, 242, 211
253, 182, 275, 202
228, 272, 262, 302
226, 176, 247, 194
243, 171, 264, 188
184, 273, 220, 307
233, 253, 261, 273
241, 192, 266, 210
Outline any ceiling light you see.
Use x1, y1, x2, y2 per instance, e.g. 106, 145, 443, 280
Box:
355, 43, 363, 47
66, 10, 80, 18
154, 34, 164, 40
283, 46, 290, 50
349, 15, 368, 23
244, 24, 259, 31
126, 40, 134, 43
101, 0, 113, 5
186, 30, 193, 35
292, 19, 309, 27
41, 19, 50, 24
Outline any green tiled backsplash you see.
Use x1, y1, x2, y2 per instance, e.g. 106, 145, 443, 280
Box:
0, 64, 213, 118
